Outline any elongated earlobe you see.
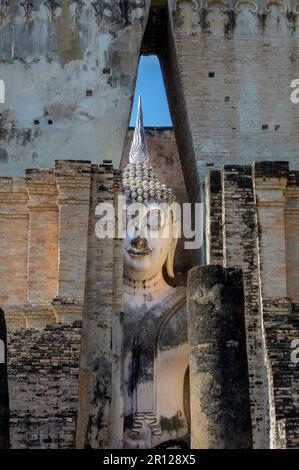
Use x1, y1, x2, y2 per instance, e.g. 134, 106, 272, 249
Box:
166, 238, 177, 278
166, 211, 178, 278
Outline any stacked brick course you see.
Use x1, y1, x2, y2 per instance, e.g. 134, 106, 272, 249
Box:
0, 161, 122, 449
7, 322, 82, 449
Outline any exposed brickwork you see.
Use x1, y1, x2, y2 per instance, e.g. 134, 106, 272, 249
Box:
7, 322, 82, 449
0, 162, 122, 449
221, 165, 266, 448
161, 3, 299, 195
205, 161, 299, 449
263, 310, 299, 448
25, 169, 58, 304
0, 178, 28, 308
253, 161, 299, 448
77, 164, 123, 449
205, 171, 223, 265
55, 161, 91, 305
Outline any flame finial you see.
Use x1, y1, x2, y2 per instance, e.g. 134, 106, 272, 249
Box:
129, 96, 149, 164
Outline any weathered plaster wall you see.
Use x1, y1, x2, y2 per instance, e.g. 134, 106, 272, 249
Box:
0, 1, 151, 176
162, 0, 299, 200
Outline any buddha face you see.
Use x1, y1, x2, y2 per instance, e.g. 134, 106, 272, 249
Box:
123, 202, 176, 281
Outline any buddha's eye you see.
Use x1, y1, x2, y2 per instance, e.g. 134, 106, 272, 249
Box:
147, 209, 164, 231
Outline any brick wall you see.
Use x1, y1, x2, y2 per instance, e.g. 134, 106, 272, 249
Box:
7, 322, 82, 449
205, 160, 299, 448
161, 1, 299, 198
205, 164, 266, 448
1, 162, 122, 449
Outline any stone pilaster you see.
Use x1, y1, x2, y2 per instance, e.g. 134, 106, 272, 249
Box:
25, 169, 59, 305
54, 160, 91, 322
253, 162, 293, 448
0, 178, 28, 316
205, 171, 223, 265
187, 265, 252, 449
111, 170, 124, 449
221, 165, 265, 448
253, 161, 288, 301
284, 172, 299, 304
77, 164, 123, 449
0, 309, 9, 449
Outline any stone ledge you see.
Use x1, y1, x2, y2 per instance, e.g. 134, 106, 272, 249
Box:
253, 161, 289, 179
52, 298, 84, 324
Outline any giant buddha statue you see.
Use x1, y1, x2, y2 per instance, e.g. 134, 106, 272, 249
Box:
122, 98, 190, 449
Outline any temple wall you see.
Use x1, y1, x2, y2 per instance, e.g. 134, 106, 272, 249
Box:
0, 161, 122, 449
0, 178, 28, 310
163, 0, 299, 199
0, 128, 185, 324
0, 1, 151, 176
205, 161, 299, 449
1, 1, 299, 201
8, 322, 81, 449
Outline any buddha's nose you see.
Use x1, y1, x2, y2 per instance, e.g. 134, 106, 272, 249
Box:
131, 236, 147, 250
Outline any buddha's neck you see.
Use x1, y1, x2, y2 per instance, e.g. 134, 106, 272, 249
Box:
124, 271, 171, 304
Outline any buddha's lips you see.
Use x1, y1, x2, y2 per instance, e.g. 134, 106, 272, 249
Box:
126, 246, 153, 256
127, 236, 152, 256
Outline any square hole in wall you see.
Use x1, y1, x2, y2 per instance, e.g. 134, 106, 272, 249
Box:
86, 89, 93, 97
34, 119, 40, 126
103, 67, 111, 75
48, 119, 53, 125
275, 124, 280, 131
206, 163, 214, 167
225, 96, 230, 102
262, 124, 268, 131
208, 72, 215, 78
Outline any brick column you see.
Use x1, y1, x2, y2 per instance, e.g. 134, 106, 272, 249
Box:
53, 161, 91, 323
77, 164, 123, 449
25, 170, 58, 328
0, 178, 28, 330
205, 171, 223, 265
221, 165, 265, 448
284, 173, 299, 303
253, 162, 288, 301
253, 162, 291, 448
187, 265, 252, 449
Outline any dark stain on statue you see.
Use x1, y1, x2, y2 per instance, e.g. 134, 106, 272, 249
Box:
130, 335, 140, 394
160, 411, 185, 433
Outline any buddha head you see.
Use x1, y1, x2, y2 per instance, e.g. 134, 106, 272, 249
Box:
123, 97, 178, 283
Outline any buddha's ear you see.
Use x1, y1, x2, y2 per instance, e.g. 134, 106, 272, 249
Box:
166, 209, 178, 279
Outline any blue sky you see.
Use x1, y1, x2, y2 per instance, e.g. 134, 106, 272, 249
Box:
130, 56, 173, 127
